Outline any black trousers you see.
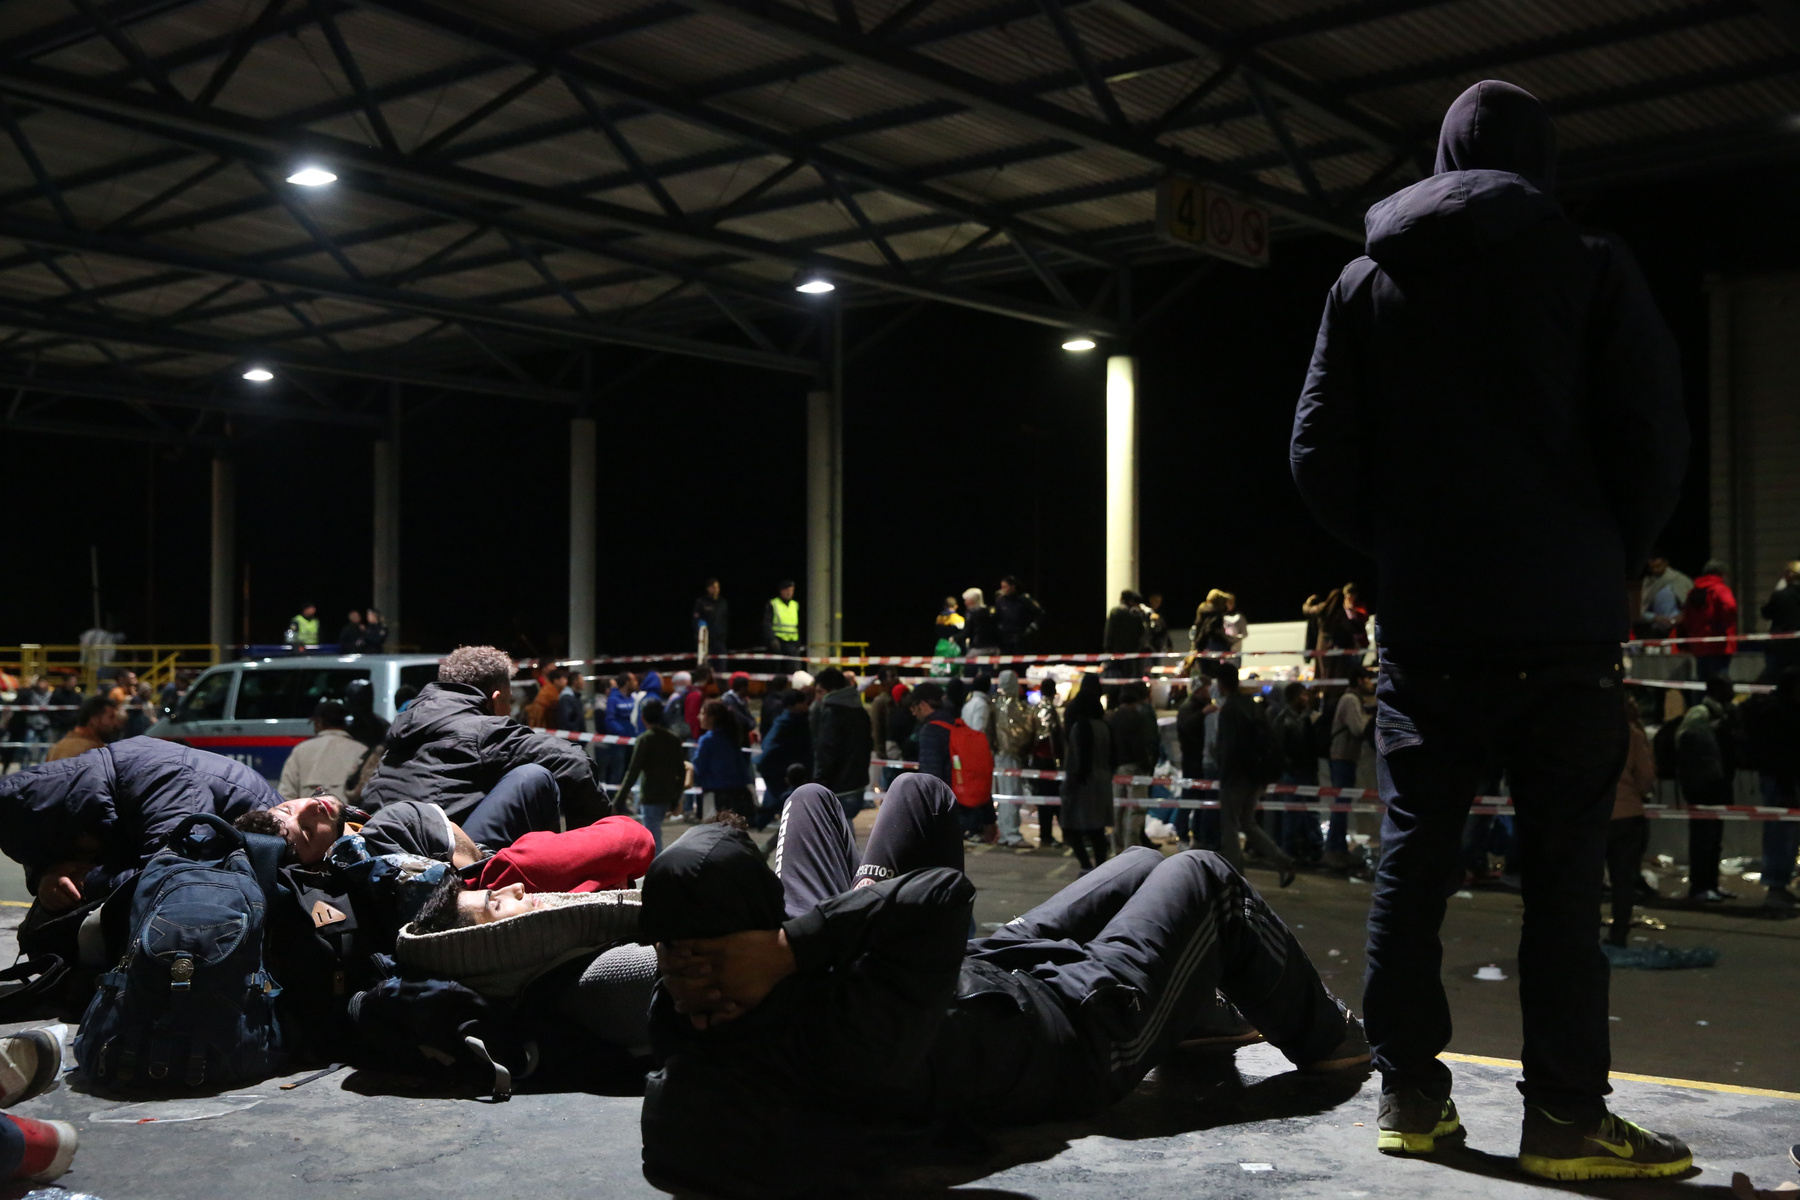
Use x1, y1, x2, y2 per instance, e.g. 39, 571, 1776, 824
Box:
1684, 782, 1727, 895
773, 773, 964, 919
969, 846, 1348, 1098
1366, 654, 1626, 1119
459, 764, 566, 851
1605, 817, 1648, 944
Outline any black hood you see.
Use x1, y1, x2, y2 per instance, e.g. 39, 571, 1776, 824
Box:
1434, 79, 1556, 190
1364, 81, 1570, 271
639, 822, 786, 943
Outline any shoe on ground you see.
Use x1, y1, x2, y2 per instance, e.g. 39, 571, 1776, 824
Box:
1303, 1000, 1371, 1073
0, 1029, 60, 1108
1516, 1106, 1691, 1181
1763, 886, 1797, 911
1377, 1088, 1463, 1154
3, 1114, 77, 1183
1690, 888, 1736, 904
1278, 864, 1297, 888
1320, 850, 1352, 872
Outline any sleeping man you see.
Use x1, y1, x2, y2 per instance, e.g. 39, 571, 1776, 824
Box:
636, 773, 1369, 1197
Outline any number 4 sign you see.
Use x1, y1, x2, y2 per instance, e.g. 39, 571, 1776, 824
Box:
1156, 178, 1271, 268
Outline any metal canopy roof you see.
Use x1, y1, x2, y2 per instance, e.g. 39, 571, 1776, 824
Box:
2, 0, 1798, 441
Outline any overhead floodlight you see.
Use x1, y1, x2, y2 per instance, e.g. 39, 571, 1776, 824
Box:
1061, 337, 1097, 352
795, 277, 835, 294
242, 367, 274, 382
286, 166, 337, 187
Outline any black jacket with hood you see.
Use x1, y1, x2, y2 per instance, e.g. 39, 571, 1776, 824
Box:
1292, 80, 1687, 662
638, 825, 1089, 1198
360, 682, 606, 825
811, 684, 873, 793
0, 738, 280, 896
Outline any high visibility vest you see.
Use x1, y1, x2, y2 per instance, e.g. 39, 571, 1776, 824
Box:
291, 614, 320, 644
770, 598, 799, 643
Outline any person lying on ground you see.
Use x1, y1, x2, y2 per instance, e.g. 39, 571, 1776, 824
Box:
239, 770, 652, 887
0, 737, 280, 914
638, 775, 1370, 1197
361, 645, 608, 827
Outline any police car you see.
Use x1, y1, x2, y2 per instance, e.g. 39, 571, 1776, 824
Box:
147, 653, 442, 780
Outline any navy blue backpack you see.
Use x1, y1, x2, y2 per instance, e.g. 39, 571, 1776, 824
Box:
75, 814, 287, 1089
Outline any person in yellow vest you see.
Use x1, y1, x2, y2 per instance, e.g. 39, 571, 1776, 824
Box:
285, 603, 321, 647
762, 581, 801, 659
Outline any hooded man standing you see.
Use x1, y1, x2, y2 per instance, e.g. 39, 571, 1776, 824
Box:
1292, 81, 1689, 1178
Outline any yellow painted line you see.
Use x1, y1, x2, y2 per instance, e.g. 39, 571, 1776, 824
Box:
0, 901, 29, 908
1439, 1052, 1800, 1101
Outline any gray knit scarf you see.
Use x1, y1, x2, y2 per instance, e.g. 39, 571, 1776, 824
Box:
395, 890, 642, 998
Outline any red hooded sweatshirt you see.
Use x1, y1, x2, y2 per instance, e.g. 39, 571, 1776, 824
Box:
1679, 572, 1738, 653
473, 815, 655, 893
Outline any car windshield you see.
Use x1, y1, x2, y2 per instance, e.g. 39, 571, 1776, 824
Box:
233, 668, 371, 720
173, 671, 232, 723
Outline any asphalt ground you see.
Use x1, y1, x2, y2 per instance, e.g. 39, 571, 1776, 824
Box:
0, 815, 1794, 1199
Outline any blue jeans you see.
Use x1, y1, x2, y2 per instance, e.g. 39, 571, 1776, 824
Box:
1366, 654, 1626, 1118
1277, 771, 1324, 859
640, 804, 667, 853
1326, 759, 1358, 854
460, 764, 565, 850
601, 743, 630, 786
1761, 775, 1799, 891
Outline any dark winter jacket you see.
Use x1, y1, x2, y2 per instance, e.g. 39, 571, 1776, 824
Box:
1102, 605, 1146, 655
1216, 693, 1272, 784
642, 848, 1096, 1198
0, 738, 281, 896
1292, 80, 1686, 662
694, 594, 729, 651
915, 705, 956, 784
360, 682, 606, 826
1105, 701, 1159, 768
1175, 694, 1212, 779
812, 685, 874, 793
962, 605, 999, 651
994, 592, 1045, 652
758, 708, 813, 794
1270, 704, 1318, 781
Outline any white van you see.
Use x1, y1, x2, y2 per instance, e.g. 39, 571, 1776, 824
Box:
147, 653, 442, 780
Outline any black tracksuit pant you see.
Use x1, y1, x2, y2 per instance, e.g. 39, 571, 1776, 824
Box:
774, 773, 1347, 1104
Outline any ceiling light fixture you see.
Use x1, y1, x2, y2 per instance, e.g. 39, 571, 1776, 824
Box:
286, 166, 337, 187
242, 367, 274, 382
795, 277, 835, 294
1061, 337, 1097, 352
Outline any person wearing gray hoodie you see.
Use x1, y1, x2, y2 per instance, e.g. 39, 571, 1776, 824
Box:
1293, 80, 1688, 1179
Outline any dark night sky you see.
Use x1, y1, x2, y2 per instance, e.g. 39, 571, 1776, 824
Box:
10, 158, 1798, 658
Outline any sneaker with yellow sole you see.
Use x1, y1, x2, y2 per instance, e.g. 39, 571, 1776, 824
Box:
1516, 1106, 1691, 1181
1376, 1088, 1463, 1155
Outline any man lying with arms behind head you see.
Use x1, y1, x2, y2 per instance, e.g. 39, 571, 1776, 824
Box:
636, 775, 1371, 1198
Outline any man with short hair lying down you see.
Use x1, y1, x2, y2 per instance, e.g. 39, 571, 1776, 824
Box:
238, 768, 653, 893
639, 773, 1369, 1198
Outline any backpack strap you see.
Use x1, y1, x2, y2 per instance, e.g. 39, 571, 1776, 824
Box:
0, 956, 68, 1023
165, 813, 244, 859
239, 830, 286, 899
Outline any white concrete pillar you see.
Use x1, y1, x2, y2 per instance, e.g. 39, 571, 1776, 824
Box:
372, 439, 400, 648
569, 417, 598, 668
209, 456, 235, 651
806, 388, 840, 649
1105, 355, 1139, 614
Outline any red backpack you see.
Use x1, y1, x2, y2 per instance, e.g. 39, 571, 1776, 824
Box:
948, 719, 994, 808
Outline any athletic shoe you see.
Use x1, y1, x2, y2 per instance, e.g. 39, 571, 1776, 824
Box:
1690, 888, 1736, 904
1376, 1088, 1463, 1155
3, 1114, 77, 1183
1516, 1106, 1691, 1181
1303, 1001, 1371, 1073
0, 1029, 60, 1108
1788, 1142, 1798, 1170
1763, 886, 1796, 912
1278, 865, 1296, 888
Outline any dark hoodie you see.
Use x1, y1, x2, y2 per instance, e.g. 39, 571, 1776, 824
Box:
811, 683, 873, 793
359, 681, 606, 825
1292, 80, 1687, 662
